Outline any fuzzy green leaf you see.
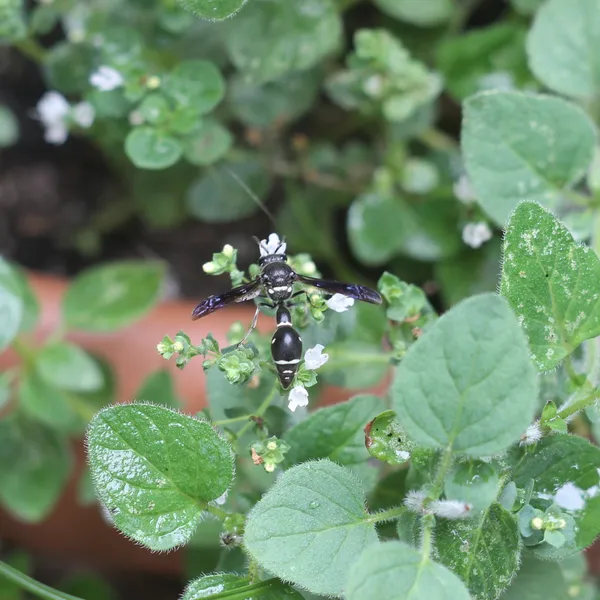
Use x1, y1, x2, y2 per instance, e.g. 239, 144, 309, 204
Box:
435, 503, 520, 600
346, 541, 471, 600
444, 460, 500, 514
223, 0, 342, 84
462, 91, 596, 225
0, 416, 72, 522
87, 403, 235, 551
177, 0, 248, 21
391, 293, 537, 456
182, 573, 304, 599
283, 394, 385, 469
244, 460, 378, 596
527, 0, 600, 100
62, 261, 164, 332
500, 201, 600, 370
125, 127, 183, 170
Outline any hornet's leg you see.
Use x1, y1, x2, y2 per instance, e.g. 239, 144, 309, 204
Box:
235, 301, 273, 347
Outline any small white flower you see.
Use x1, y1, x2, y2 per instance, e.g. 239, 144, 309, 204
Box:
214, 491, 228, 505
288, 386, 309, 412
404, 490, 427, 513
462, 222, 492, 249
326, 294, 355, 313
71, 102, 95, 128
429, 499, 473, 519
520, 421, 543, 446
89, 65, 124, 92
453, 174, 476, 204
259, 233, 286, 257
129, 110, 144, 126
304, 344, 329, 370
36, 91, 70, 145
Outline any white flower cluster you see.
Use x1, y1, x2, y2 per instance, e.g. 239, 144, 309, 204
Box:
462, 221, 492, 249
288, 344, 329, 413
36, 91, 95, 145
259, 233, 287, 257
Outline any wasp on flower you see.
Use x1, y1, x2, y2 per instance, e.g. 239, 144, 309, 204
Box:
190, 233, 382, 395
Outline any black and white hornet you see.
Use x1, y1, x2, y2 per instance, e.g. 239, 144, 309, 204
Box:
191, 235, 382, 389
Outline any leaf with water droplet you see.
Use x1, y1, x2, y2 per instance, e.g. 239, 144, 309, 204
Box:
62, 260, 164, 332
222, 0, 342, 84
501, 201, 600, 370
435, 503, 520, 600
512, 433, 600, 557
462, 91, 596, 225
346, 541, 471, 600
527, 0, 600, 100
391, 293, 537, 456
87, 403, 235, 551
244, 460, 378, 596
177, 0, 248, 21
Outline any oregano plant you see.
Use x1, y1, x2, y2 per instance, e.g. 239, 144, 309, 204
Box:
3, 0, 600, 599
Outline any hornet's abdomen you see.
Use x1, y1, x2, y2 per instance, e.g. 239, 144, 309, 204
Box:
271, 326, 302, 389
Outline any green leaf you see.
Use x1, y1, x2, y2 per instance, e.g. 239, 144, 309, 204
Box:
0, 258, 23, 351
502, 557, 568, 600
527, 0, 600, 100
0, 105, 18, 147
182, 573, 304, 599
36, 342, 103, 392
391, 293, 537, 456
222, 0, 342, 84
177, 0, 248, 20
0, 416, 72, 522
62, 260, 164, 332
7, 263, 40, 333
87, 403, 235, 551
165, 60, 225, 114
283, 394, 385, 469
183, 120, 232, 166
347, 192, 409, 266
462, 91, 596, 226
373, 0, 452, 26
511, 0, 544, 14
45, 42, 95, 94
19, 371, 77, 431
186, 158, 271, 222
513, 433, 600, 552
500, 201, 600, 370
346, 541, 471, 600
134, 369, 180, 408
125, 127, 183, 170
228, 70, 320, 128
436, 23, 530, 100
244, 460, 378, 596
435, 504, 520, 600
444, 460, 500, 514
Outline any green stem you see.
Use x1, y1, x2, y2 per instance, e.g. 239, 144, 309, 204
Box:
236, 385, 278, 439
213, 414, 254, 427
0, 560, 83, 600
431, 445, 454, 497
14, 38, 46, 63
205, 504, 238, 521
366, 505, 406, 524
558, 388, 600, 422
563, 355, 582, 385
417, 128, 457, 153
420, 520, 434, 558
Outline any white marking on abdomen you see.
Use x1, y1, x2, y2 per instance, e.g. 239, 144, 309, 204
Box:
282, 369, 294, 373
274, 358, 301, 365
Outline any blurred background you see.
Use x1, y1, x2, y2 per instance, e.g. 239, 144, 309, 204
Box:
0, 0, 548, 598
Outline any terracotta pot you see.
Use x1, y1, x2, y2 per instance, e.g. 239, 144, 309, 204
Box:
0, 272, 389, 574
